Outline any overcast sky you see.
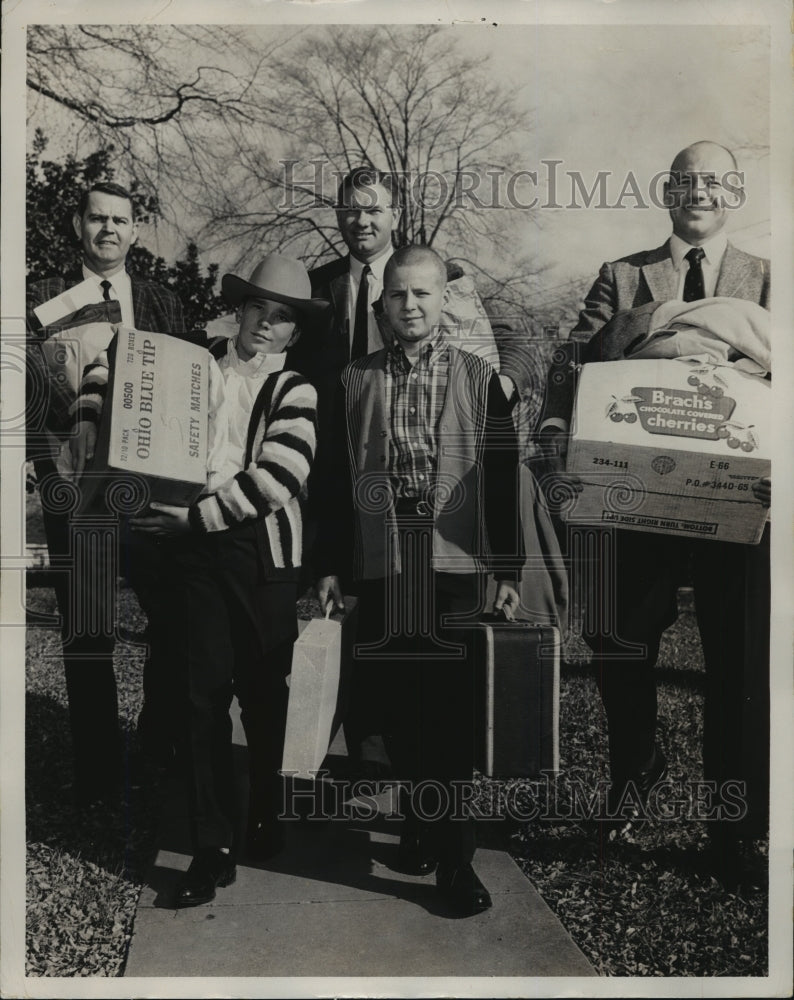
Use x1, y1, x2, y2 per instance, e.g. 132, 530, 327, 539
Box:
451, 23, 770, 296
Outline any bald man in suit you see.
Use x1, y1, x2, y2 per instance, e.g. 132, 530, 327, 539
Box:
539, 142, 770, 887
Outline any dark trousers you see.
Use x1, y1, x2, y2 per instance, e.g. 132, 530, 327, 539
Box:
582, 524, 770, 835
170, 525, 297, 851
35, 456, 177, 796
354, 520, 484, 867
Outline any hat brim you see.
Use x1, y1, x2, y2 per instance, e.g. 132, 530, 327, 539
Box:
222, 274, 330, 320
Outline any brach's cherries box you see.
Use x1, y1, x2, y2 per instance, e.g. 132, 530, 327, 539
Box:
564, 359, 770, 544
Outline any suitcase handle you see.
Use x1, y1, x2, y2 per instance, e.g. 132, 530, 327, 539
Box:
481, 609, 548, 628
481, 608, 516, 624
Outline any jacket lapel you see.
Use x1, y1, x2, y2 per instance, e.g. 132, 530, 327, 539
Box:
65, 268, 84, 290
130, 273, 145, 327
640, 241, 678, 303
330, 267, 350, 359
715, 244, 762, 301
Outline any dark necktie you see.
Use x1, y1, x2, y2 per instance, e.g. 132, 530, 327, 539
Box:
351, 265, 371, 361
100, 279, 113, 302
683, 247, 706, 302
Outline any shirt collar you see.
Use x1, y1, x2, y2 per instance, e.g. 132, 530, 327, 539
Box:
388, 329, 448, 372
82, 262, 130, 284
227, 337, 288, 377
349, 246, 393, 284
669, 232, 728, 271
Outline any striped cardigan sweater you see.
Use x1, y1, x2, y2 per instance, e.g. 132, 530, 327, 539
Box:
71, 340, 317, 574
189, 365, 317, 568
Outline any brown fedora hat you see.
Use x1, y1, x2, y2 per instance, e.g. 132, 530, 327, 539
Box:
222, 255, 330, 319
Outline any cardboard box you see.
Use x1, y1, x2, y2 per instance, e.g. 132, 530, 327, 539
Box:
565, 360, 770, 544
80, 328, 209, 513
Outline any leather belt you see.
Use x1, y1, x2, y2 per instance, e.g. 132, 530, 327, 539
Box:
393, 497, 434, 518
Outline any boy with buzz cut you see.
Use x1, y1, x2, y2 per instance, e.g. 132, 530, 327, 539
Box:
316, 244, 522, 916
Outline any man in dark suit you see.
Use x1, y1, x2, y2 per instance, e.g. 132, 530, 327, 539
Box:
538, 142, 771, 885
27, 181, 193, 805
288, 168, 402, 556
284, 168, 402, 772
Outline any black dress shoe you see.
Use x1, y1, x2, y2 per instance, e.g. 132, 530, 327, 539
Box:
707, 828, 767, 893
604, 746, 668, 834
175, 848, 236, 908
246, 819, 286, 864
73, 776, 122, 810
436, 864, 492, 916
397, 832, 437, 875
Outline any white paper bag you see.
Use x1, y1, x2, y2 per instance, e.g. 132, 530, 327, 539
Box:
281, 615, 343, 780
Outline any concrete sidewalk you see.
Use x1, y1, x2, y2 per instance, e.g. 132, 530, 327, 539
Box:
124, 721, 596, 979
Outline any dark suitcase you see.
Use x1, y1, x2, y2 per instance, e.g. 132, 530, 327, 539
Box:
474, 613, 560, 778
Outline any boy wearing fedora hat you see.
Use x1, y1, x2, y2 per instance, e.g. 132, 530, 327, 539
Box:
74, 255, 327, 906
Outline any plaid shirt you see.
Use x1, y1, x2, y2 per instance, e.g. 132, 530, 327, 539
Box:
385, 332, 450, 499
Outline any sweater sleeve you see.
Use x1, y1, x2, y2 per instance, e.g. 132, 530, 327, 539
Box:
68, 346, 112, 427
189, 372, 318, 533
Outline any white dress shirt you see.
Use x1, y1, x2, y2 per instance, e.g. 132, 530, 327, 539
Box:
82, 263, 135, 327
669, 232, 728, 300
347, 247, 393, 355
215, 338, 288, 477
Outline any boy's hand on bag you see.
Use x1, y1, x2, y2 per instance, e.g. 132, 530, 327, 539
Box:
69, 421, 97, 479
131, 502, 191, 535
316, 575, 345, 615
751, 477, 771, 508
493, 580, 520, 620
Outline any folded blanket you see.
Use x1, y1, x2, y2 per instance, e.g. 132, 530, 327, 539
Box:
629, 297, 770, 375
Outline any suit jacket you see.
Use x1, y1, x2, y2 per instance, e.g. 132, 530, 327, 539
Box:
280, 255, 350, 533
27, 265, 189, 448
27, 267, 187, 340
543, 239, 771, 424
296, 256, 350, 378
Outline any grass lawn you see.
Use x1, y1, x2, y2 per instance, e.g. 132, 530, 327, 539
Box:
24, 584, 768, 978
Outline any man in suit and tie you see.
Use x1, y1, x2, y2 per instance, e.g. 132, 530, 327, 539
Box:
538, 141, 771, 885
27, 181, 192, 805
542, 141, 769, 420
288, 168, 402, 549
284, 168, 402, 773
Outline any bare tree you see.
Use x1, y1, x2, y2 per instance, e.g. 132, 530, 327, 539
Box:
27, 24, 542, 294
203, 26, 535, 267
27, 24, 292, 237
